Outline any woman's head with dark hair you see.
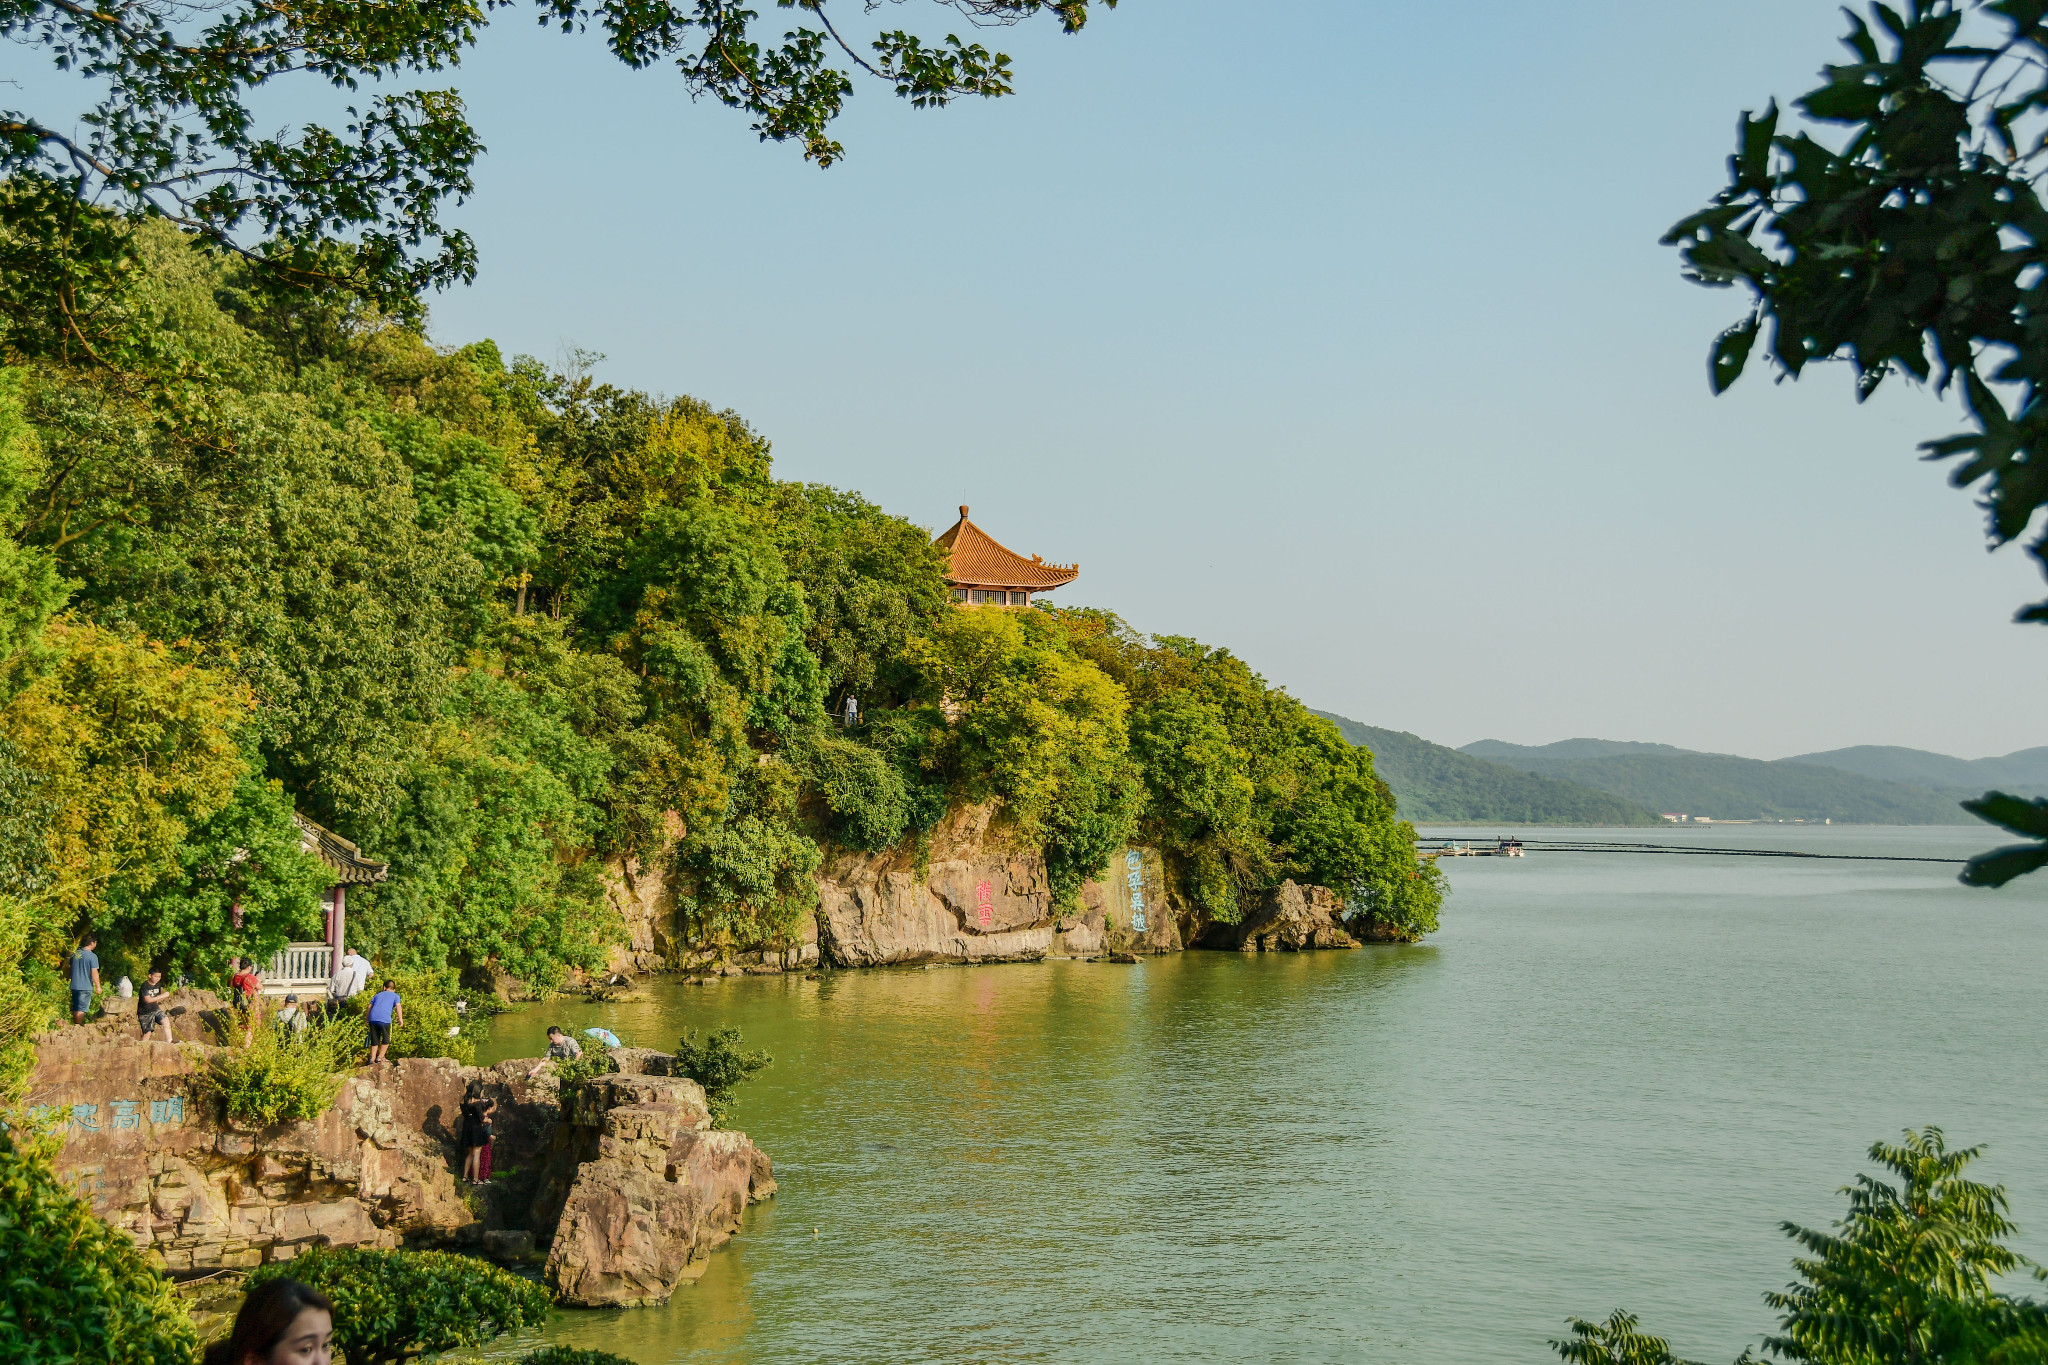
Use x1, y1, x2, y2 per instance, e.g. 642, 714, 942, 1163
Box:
206, 1277, 333, 1365
465, 1077, 483, 1098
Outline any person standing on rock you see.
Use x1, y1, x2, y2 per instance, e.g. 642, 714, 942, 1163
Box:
229, 956, 264, 1044
364, 982, 401, 1066
68, 934, 101, 1024
137, 969, 172, 1042
459, 1079, 497, 1185
325, 944, 371, 1017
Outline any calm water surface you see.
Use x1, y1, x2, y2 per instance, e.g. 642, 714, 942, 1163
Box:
474, 824, 2048, 1363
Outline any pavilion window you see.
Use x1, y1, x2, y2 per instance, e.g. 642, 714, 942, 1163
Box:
1009, 591, 1028, 605
952, 588, 969, 602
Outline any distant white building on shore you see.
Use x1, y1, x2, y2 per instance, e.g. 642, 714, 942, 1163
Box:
1661, 813, 1689, 822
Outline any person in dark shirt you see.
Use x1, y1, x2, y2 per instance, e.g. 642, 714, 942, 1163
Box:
137, 969, 172, 1042
459, 1080, 497, 1184
69, 935, 101, 1024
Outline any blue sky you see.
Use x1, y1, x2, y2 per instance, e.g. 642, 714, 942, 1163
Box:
25, 1, 2048, 757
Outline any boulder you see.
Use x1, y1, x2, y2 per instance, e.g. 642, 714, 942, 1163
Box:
1193, 880, 1360, 952
540, 1073, 774, 1307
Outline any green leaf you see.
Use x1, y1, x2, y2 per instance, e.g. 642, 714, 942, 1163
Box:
1711, 317, 1760, 393
1960, 840, 2048, 887
1961, 789, 2048, 838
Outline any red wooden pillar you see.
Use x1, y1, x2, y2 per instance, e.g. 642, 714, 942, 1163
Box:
324, 885, 346, 952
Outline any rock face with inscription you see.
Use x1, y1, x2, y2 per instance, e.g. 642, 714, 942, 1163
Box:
25, 1014, 772, 1291
815, 803, 1183, 966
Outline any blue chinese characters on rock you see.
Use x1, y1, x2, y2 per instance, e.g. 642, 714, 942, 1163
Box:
1126, 849, 1146, 933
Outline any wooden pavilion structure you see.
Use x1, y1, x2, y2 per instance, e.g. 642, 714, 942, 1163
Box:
934, 506, 1078, 606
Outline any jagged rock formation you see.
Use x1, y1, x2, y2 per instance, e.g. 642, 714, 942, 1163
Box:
537, 1067, 774, 1306
26, 1008, 771, 1300
1192, 881, 1360, 952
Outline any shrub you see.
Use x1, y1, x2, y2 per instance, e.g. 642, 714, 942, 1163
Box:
195, 1013, 363, 1127
246, 1245, 551, 1365
0, 1123, 199, 1364
517, 1349, 635, 1365
546, 1048, 620, 1121
336, 970, 474, 1065
673, 1026, 770, 1128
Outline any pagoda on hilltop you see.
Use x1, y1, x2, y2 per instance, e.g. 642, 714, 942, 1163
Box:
934, 506, 1078, 606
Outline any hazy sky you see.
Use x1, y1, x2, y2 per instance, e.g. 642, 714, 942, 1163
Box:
32, 1, 2048, 758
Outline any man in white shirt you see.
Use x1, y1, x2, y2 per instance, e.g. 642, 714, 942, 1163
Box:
327, 946, 372, 1014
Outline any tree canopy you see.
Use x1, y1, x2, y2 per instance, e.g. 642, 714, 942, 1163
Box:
1668, 1, 2048, 884
1, 0, 1115, 351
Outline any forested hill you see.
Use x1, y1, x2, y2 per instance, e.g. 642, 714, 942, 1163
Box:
1313, 713, 1661, 825
0, 221, 1446, 1095
1460, 741, 1975, 824
1780, 745, 2048, 795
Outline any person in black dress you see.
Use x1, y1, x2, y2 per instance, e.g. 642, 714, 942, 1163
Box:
459, 1080, 496, 1184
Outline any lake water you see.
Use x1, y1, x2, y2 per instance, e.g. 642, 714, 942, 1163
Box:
474, 824, 2048, 1364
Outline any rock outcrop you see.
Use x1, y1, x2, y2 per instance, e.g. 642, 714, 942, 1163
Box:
815, 804, 1184, 966
539, 1072, 775, 1307
26, 1015, 771, 1295
1192, 880, 1361, 952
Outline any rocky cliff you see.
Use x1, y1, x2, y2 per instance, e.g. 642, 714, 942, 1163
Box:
815, 803, 1186, 966
600, 800, 1370, 972
24, 1008, 772, 1306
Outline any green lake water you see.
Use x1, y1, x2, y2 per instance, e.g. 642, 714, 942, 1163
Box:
473, 824, 2048, 1363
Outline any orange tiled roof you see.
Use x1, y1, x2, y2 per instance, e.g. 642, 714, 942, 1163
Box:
934, 507, 1078, 590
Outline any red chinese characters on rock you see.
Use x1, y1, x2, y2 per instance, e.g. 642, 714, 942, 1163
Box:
975, 879, 994, 929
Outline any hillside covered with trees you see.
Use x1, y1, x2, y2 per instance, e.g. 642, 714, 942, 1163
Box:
1463, 741, 1974, 824
0, 222, 1440, 1092
1313, 714, 1661, 826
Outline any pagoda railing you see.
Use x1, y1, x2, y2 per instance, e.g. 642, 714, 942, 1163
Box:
262, 942, 333, 997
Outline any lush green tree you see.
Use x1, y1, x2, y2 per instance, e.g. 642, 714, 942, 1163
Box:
674, 1025, 772, 1128
2, 0, 1116, 349
909, 605, 1142, 907
1668, 2, 2048, 885
351, 670, 616, 987
1555, 1128, 2048, 1365
245, 1246, 551, 1365
0, 1123, 199, 1364
96, 771, 332, 979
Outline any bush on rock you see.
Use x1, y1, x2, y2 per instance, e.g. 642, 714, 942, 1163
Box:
673, 1026, 770, 1128
248, 1245, 551, 1365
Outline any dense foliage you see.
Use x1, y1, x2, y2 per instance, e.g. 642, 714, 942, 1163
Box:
1553, 1128, 2048, 1364
0, 214, 1439, 1093
0, 1123, 198, 1365
1669, 1, 2048, 878
197, 1013, 365, 1128
245, 1246, 551, 1365
1, 0, 1113, 349
674, 1025, 772, 1128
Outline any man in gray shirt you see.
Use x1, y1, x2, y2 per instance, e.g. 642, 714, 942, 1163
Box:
69, 934, 101, 1024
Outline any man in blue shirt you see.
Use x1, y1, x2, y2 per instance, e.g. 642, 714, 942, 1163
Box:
69, 934, 101, 1024
364, 985, 402, 1066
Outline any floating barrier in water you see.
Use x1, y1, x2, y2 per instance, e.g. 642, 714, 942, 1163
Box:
1414, 839, 1966, 865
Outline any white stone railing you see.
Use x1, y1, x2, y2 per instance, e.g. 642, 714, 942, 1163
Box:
263, 942, 333, 997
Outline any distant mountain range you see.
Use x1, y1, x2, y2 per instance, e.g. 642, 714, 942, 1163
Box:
1316, 711, 2039, 826
1313, 714, 1662, 826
